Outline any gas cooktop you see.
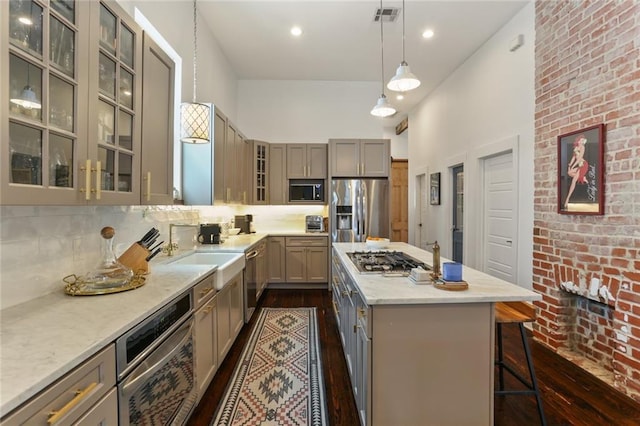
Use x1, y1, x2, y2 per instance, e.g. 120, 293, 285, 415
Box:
346, 251, 430, 275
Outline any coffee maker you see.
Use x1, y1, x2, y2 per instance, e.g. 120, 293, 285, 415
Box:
198, 223, 222, 244
234, 214, 255, 234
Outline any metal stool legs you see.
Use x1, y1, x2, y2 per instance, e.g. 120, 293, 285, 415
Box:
495, 322, 547, 426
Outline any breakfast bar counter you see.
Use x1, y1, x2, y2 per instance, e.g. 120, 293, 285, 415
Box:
331, 242, 540, 426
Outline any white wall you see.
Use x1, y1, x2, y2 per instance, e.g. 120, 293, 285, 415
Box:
408, 2, 535, 289
119, 0, 238, 119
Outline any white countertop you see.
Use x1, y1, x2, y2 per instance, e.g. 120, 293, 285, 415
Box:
0, 231, 318, 417
0, 263, 216, 417
332, 242, 541, 305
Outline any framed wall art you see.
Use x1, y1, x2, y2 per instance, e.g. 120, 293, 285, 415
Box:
430, 172, 440, 205
557, 123, 605, 215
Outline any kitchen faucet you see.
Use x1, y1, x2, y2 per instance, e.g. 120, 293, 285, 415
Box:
165, 223, 199, 256
425, 241, 441, 279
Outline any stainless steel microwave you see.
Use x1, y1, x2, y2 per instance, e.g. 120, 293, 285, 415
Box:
289, 179, 325, 202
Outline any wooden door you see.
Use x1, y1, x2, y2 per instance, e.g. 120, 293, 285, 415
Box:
390, 159, 408, 242
141, 33, 174, 205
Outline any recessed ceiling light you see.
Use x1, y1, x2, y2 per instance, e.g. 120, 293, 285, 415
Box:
422, 29, 434, 39
396, 94, 404, 100
290, 26, 302, 37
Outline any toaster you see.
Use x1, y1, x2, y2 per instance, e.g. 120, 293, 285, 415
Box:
305, 215, 324, 233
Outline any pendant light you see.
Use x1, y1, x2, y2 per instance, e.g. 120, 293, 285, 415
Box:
387, 0, 420, 92
371, 0, 396, 118
10, 61, 41, 109
180, 0, 210, 143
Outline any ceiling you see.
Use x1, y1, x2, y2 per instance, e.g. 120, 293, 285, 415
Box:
197, 0, 529, 119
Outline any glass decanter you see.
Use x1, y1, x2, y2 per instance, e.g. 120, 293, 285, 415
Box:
83, 226, 133, 288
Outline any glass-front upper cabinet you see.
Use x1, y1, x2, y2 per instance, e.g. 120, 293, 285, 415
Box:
2, 0, 86, 204
88, 0, 141, 204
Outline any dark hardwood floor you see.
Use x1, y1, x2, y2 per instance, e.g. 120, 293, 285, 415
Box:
188, 289, 640, 426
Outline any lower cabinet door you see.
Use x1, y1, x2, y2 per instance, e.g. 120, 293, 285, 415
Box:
356, 323, 371, 426
195, 296, 218, 398
216, 285, 232, 361
72, 387, 118, 425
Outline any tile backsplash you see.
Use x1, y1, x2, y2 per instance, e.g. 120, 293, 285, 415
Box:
0, 204, 327, 310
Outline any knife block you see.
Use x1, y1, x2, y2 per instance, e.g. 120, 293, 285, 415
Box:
118, 243, 150, 274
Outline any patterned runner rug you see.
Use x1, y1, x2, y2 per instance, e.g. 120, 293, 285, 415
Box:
211, 308, 328, 426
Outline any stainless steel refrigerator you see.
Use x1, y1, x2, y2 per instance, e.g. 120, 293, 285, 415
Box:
331, 179, 389, 242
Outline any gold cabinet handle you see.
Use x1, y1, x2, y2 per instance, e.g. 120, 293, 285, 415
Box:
199, 287, 213, 297
94, 160, 101, 200
332, 300, 339, 316
361, 163, 365, 175
81, 159, 91, 200
358, 308, 366, 318
145, 171, 151, 201
47, 382, 98, 424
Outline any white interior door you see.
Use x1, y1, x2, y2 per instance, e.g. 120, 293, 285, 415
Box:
483, 152, 517, 283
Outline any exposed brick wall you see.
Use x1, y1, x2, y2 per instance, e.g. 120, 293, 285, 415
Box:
533, 0, 640, 401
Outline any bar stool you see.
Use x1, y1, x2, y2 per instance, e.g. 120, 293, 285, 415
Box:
495, 301, 546, 426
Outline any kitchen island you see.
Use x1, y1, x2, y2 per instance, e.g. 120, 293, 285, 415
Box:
331, 242, 540, 426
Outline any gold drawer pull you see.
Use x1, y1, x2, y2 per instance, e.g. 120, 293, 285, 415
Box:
358, 308, 366, 318
199, 287, 213, 297
48, 382, 98, 424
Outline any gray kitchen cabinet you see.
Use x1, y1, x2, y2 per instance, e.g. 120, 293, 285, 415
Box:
235, 128, 248, 204
225, 122, 248, 204
213, 107, 227, 204
229, 273, 244, 337
193, 274, 218, 400
86, 0, 143, 205
247, 140, 269, 204
287, 144, 327, 179
329, 139, 390, 178
284, 236, 328, 283
1, 345, 117, 425
216, 271, 243, 362
140, 32, 174, 205
72, 388, 118, 425
268, 144, 287, 205
1, 0, 169, 206
354, 291, 372, 426
183, 107, 250, 205
267, 236, 286, 282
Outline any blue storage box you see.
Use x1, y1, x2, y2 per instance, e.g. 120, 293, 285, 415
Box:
443, 262, 462, 281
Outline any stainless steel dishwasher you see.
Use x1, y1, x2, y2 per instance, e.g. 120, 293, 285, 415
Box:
116, 290, 196, 425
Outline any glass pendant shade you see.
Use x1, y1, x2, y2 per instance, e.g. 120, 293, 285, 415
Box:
180, 102, 210, 143
387, 62, 421, 92
10, 85, 42, 109
370, 94, 396, 118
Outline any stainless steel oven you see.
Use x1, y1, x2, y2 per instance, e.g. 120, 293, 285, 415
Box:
116, 291, 196, 425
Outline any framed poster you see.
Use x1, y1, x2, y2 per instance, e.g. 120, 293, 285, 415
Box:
430, 172, 440, 205
557, 123, 605, 215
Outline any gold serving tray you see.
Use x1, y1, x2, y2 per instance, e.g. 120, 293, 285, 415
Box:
63, 273, 146, 296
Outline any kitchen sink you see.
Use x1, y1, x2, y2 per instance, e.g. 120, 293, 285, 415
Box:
171, 252, 245, 290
